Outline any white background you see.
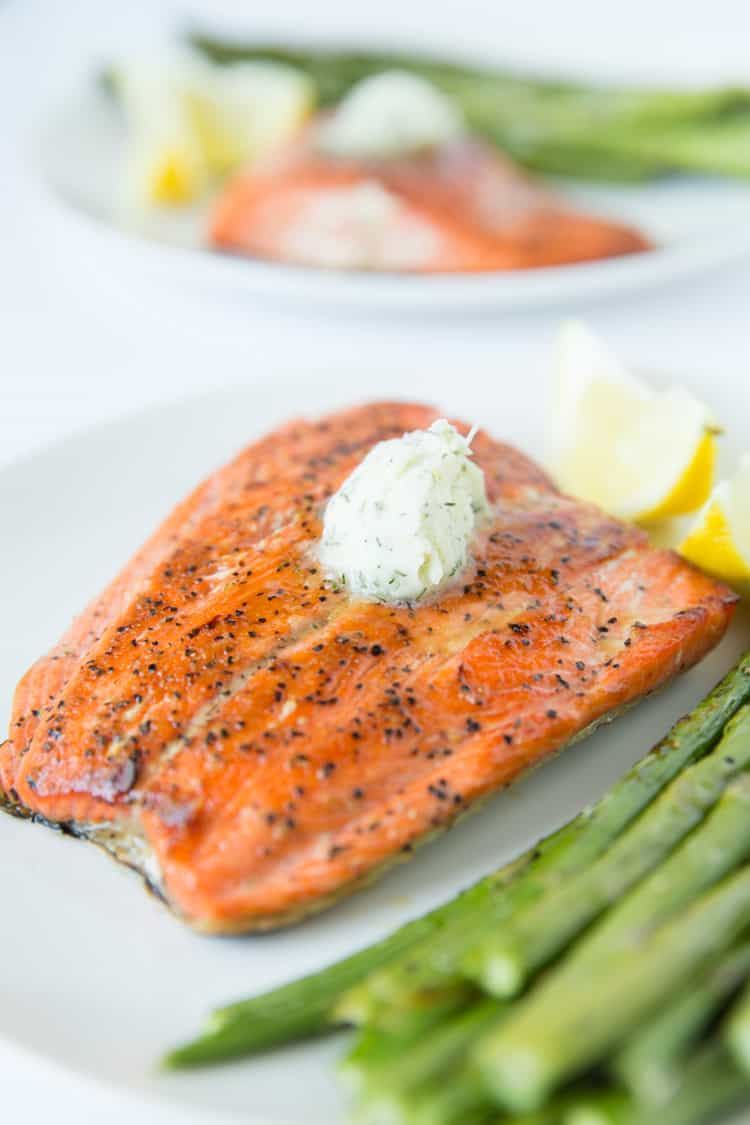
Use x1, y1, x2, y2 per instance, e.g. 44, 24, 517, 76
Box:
1, 0, 750, 1120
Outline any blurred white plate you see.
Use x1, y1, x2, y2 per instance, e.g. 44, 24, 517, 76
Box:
1, 372, 749, 1124
37, 82, 750, 311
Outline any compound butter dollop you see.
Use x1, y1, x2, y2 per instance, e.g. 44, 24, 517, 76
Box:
317, 71, 465, 160
319, 419, 489, 603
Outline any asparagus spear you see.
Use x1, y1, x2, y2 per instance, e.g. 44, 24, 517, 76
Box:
339, 658, 750, 1024
436, 783, 750, 1114
340, 1024, 422, 1099
613, 941, 750, 1103
563, 1091, 632, 1125
189, 36, 750, 127
163, 850, 530, 1068
460, 758, 750, 1111
359, 1057, 491, 1125
538, 116, 750, 182
506, 1107, 570, 1125
188, 37, 750, 181
568, 773, 750, 965
339, 1004, 470, 1098
504, 1052, 750, 1125
165, 654, 750, 1067
342, 998, 501, 1110
357, 1061, 586, 1125
351, 972, 750, 1124
725, 974, 750, 1076
473, 865, 750, 1113
358, 936, 750, 1120
566, 1045, 749, 1125
433, 74, 750, 179
464, 706, 750, 997
454, 76, 750, 179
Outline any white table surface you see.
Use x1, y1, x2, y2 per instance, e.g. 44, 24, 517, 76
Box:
2, 0, 750, 1120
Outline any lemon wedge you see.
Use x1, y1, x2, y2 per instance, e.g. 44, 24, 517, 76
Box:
113, 54, 314, 207
547, 322, 719, 524
186, 61, 315, 176
114, 60, 209, 206
678, 456, 750, 587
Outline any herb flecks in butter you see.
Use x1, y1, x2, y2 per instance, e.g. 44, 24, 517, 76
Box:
319, 419, 488, 603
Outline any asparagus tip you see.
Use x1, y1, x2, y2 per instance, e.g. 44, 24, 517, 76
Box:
160, 1030, 247, 1070
161, 1045, 194, 1071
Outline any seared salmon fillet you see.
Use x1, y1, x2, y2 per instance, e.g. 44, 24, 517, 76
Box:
1, 403, 735, 932
210, 137, 651, 272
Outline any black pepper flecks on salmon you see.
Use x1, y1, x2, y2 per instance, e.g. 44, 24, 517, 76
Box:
0, 402, 736, 933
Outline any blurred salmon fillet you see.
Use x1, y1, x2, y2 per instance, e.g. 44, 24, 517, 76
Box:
210, 137, 651, 271
1, 403, 733, 933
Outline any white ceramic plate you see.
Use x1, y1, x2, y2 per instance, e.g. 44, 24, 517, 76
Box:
37, 82, 750, 312
2, 374, 749, 1125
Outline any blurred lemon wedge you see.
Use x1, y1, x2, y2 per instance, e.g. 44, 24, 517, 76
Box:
185, 61, 315, 176
113, 54, 314, 207
678, 456, 750, 587
548, 322, 719, 524
113, 59, 208, 206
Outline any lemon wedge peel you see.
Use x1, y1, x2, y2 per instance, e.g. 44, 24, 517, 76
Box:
678, 456, 750, 589
141, 145, 205, 206
637, 428, 719, 525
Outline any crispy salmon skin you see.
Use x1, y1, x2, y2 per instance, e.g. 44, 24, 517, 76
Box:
1, 402, 736, 933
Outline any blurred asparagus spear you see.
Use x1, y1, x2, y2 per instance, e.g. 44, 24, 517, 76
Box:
474, 865, 750, 1113
465, 710, 750, 997
566, 1045, 749, 1125
725, 973, 750, 1076
612, 942, 750, 1104
189, 35, 750, 181
163, 849, 527, 1068
342, 999, 501, 1123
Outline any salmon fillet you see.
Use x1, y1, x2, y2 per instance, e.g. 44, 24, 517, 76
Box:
1, 402, 735, 933
210, 136, 651, 272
